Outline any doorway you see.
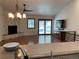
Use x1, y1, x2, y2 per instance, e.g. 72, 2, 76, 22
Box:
38, 19, 52, 44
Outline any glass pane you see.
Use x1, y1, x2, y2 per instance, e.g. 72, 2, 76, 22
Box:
39, 21, 44, 34
28, 19, 34, 28
39, 35, 45, 44
45, 35, 51, 43
39, 35, 51, 44
46, 21, 51, 34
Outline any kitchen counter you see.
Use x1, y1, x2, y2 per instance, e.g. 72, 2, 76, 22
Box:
0, 47, 15, 59
1, 41, 79, 59
20, 41, 79, 58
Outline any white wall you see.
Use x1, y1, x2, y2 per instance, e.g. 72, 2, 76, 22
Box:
0, 6, 5, 41
54, 0, 79, 34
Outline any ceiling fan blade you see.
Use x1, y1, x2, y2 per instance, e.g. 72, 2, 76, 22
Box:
23, 4, 33, 12
23, 9, 33, 12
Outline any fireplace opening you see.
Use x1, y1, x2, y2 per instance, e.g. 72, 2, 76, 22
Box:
8, 25, 17, 35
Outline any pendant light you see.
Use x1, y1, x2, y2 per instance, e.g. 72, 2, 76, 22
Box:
8, 0, 26, 19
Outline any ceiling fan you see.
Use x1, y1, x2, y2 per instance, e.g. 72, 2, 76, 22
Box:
23, 4, 33, 12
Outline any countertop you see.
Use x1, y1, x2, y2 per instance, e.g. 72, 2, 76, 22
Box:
1, 41, 79, 59
20, 41, 79, 58
0, 47, 15, 59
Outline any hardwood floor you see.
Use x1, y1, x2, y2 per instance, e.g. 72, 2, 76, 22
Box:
0, 35, 38, 46
0, 35, 62, 46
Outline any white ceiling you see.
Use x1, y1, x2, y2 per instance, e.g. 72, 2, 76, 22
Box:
0, 0, 72, 16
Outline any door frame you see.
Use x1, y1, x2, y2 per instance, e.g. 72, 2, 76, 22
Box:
38, 19, 52, 43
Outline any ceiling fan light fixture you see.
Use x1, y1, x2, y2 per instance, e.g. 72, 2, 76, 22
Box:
22, 13, 26, 18
16, 12, 22, 19
8, 12, 15, 19
8, 0, 32, 19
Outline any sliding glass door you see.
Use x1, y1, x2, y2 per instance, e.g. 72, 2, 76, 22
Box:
39, 20, 45, 34
39, 20, 52, 34
46, 21, 52, 34
38, 19, 52, 44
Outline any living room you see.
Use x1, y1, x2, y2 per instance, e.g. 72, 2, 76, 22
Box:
1, 0, 79, 59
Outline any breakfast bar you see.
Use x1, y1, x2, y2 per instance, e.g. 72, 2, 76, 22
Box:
0, 47, 15, 59
1, 41, 79, 59
20, 41, 79, 59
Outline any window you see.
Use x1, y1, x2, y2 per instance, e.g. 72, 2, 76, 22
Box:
27, 18, 35, 29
